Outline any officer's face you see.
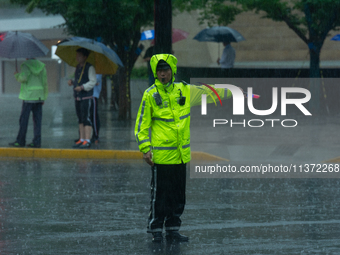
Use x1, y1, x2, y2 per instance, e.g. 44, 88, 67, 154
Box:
156, 68, 172, 84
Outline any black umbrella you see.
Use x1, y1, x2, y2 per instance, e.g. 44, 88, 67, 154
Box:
193, 26, 245, 43
193, 26, 245, 59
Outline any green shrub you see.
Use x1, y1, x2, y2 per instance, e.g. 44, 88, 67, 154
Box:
131, 66, 148, 79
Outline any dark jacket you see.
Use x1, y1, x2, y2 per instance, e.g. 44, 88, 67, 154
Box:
74, 62, 94, 99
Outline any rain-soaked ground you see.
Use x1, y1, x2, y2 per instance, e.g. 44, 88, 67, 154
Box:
1, 158, 340, 254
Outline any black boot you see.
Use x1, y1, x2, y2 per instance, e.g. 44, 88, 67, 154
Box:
152, 232, 163, 243
165, 231, 189, 242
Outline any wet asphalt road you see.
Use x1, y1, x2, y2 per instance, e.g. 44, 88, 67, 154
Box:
1, 159, 340, 254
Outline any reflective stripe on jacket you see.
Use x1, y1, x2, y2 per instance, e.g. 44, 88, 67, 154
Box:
135, 54, 231, 164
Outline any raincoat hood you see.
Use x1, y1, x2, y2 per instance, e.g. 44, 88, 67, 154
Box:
150, 54, 177, 85
22, 59, 46, 75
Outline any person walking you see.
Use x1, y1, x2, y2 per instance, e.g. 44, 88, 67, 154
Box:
135, 54, 232, 243
68, 48, 96, 149
9, 58, 48, 148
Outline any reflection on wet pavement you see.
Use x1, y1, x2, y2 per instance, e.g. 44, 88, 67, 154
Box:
0, 158, 340, 254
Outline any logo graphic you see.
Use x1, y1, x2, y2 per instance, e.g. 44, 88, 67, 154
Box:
199, 82, 223, 106
201, 84, 311, 116
199, 83, 312, 128
0, 33, 5, 42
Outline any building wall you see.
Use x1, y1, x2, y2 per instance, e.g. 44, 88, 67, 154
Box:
230, 11, 340, 63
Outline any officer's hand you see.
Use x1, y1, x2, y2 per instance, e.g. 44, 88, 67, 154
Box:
143, 151, 154, 166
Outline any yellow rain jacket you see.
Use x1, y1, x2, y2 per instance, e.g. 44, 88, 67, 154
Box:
135, 54, 231, 164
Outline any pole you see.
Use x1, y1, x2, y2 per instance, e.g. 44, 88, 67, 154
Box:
154, 0, 172, 54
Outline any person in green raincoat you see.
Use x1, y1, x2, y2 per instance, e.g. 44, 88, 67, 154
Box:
135, 54, 232, 243
9, 58, 48, 148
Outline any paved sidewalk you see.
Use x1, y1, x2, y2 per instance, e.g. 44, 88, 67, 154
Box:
0, 79, 148, 151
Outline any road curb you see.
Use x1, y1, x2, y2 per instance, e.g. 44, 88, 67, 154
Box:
0, 148, 229, 161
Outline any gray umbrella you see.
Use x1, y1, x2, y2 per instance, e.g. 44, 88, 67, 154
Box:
0, 31, 49, 71
0, 31, 49, 58
193, 26, 245, 43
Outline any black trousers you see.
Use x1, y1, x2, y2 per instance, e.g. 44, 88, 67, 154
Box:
16, 102, 43, 146
147, 163, 186, 233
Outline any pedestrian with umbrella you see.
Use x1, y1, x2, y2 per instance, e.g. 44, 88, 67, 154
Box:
8, 59, 48, 148
193, 26, 245, 73
56, 37, 123, 148
0, 31, 49, 148
67, 48, 97, 149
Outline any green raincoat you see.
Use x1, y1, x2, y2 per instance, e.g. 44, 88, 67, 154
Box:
15, 59, 48, 101
135, 54, 231, 164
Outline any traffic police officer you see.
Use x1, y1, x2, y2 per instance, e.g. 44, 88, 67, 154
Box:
135, 54, 231, 242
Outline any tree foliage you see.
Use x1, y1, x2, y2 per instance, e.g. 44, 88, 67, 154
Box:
237, 0, 340, 49
173, 0, 242, 26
